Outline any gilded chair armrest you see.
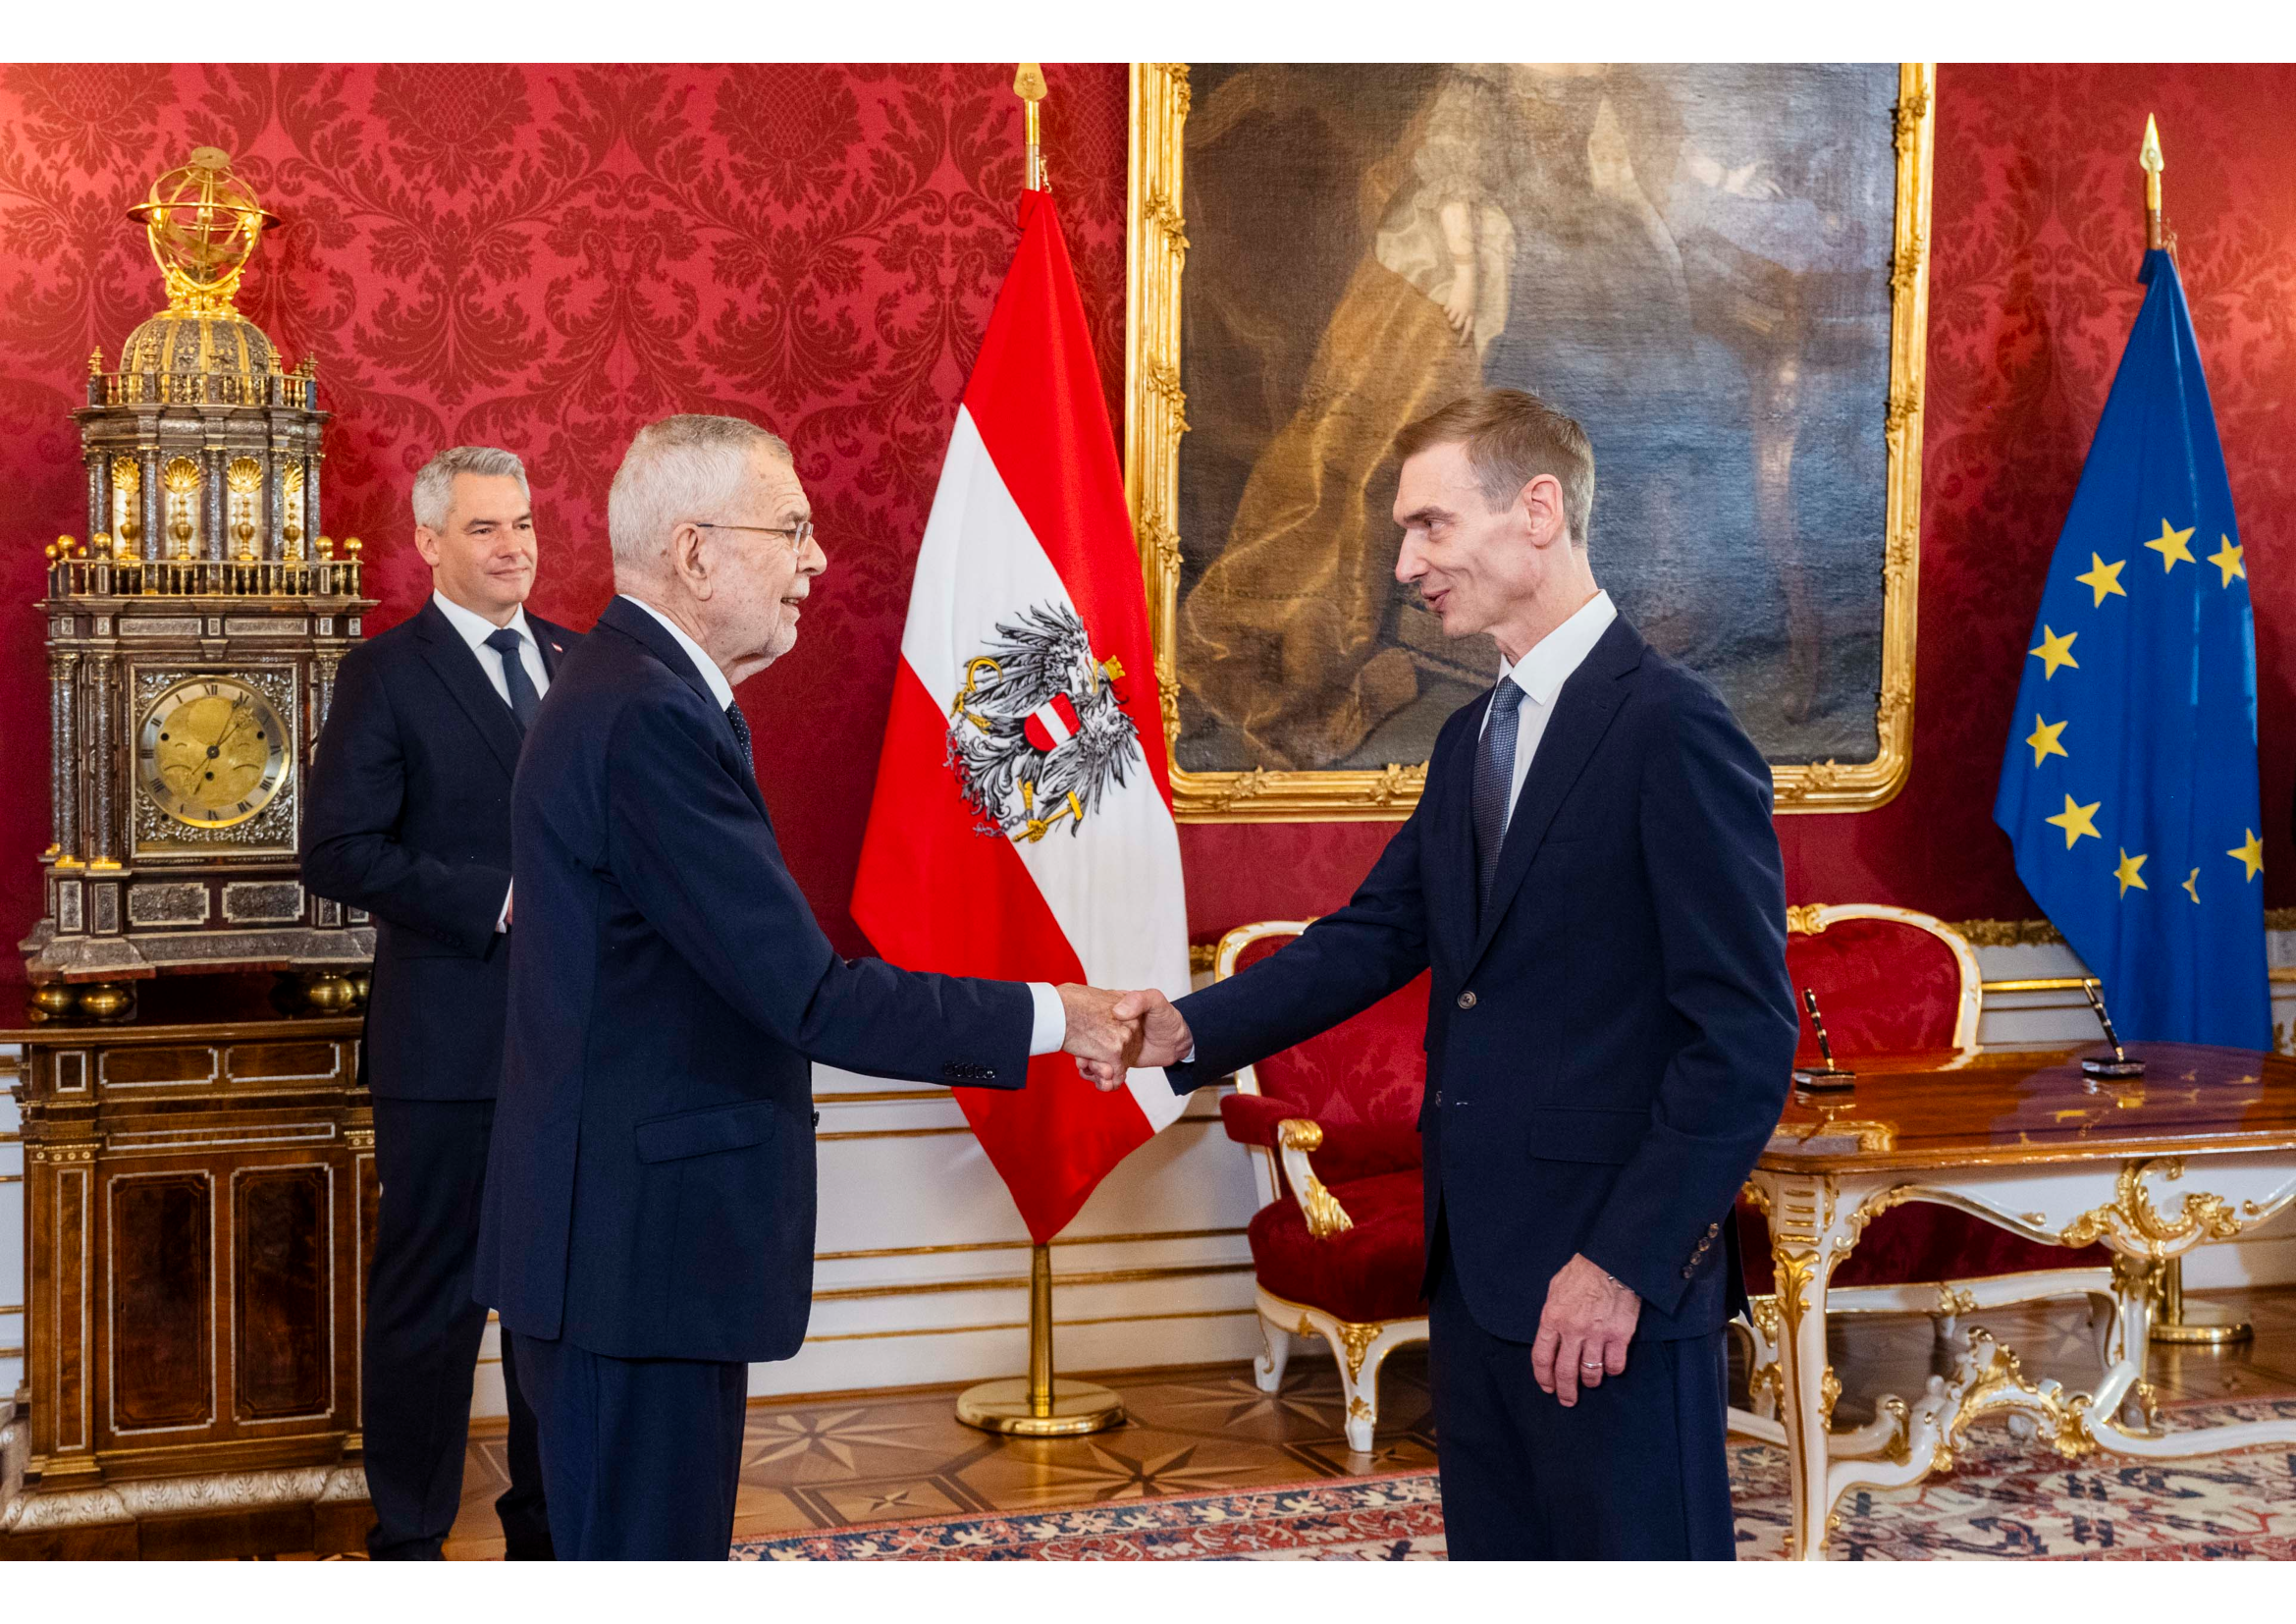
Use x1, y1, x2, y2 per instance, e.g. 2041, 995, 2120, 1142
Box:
1276, 1117, 1355, 1239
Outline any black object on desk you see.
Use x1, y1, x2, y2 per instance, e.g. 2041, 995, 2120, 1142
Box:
1792, 988, 1857, 1093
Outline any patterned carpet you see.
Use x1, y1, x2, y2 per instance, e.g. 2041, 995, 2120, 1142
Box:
733, 1398, 2296, 1560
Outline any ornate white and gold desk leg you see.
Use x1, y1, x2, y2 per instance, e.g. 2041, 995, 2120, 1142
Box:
1754, 1167, 1853, 1561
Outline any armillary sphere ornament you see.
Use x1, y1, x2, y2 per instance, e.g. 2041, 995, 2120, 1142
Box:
123, 146, 281, 318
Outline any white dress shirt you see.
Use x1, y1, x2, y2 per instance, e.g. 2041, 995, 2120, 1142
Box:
616, 595, 1069, 1056
434, 590, 552, 933
432, 589, 551, 708
1479, 589, 1618, 843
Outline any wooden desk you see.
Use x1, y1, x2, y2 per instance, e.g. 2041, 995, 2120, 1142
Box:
1746, 1042, 2296, 1561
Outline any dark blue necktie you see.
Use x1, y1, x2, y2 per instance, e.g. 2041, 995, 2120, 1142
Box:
724, 702, 757, 782
1472, 679, 1525, 910
484, 626, 540, 733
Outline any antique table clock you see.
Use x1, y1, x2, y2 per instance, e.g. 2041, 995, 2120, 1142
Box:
0, 150, 380, 1557
19, 147, 375, 1018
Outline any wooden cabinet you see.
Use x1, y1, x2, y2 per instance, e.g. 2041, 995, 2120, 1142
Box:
0, 983, 371, 1557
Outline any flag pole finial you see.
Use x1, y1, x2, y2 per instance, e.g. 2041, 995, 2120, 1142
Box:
2141, 113, 2165, 250
1014, 63, 1048, 192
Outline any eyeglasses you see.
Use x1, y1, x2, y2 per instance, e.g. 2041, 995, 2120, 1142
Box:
693, 519, 814, 551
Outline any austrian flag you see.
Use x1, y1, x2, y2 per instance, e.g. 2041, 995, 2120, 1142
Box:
851, 189, 1191, 1244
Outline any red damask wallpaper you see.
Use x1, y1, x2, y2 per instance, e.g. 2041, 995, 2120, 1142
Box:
0, 63, 1133, 958
3, 63, 2294, 964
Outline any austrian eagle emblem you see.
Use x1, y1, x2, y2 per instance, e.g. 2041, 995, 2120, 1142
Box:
947, 603, 1142, 842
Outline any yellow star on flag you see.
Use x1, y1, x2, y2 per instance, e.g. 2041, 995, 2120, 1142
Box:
2029, 625, 2079, 679
2228, 828, 2265, 882
2074, 553, 2127, 606
2144, 517, 2196, 571
2183, 868, 2202, 904
2025, 714, 2069, 767
2209, 535, 2246, 586
2114, 848, 2149, 896
2046, 793, 2102, 848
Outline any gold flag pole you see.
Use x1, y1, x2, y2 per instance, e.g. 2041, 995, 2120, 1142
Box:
2136, 112, 2242, 1349
2140, 113, 2166, 252
1015, 62, 1048, 190
952, 61, 1124, 1439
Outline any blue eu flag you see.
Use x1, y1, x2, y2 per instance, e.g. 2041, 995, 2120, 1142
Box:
1994, 249, 2269, 1047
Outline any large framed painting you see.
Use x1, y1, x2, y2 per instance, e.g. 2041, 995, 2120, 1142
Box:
1125, 63, 1934, 820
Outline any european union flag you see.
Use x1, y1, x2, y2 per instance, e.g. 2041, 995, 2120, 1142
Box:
1994, 248, 2269, 1047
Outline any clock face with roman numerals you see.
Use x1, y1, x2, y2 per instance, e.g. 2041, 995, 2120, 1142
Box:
135, 676, 293, 830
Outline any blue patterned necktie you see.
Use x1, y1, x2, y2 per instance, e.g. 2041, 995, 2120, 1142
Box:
484, 626, 540, 733
1472, 679, 1525, 910
724, 702, 757, 782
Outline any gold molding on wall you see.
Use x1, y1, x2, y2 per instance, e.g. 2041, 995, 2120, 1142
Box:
817, 1225, 1247, 1264
1124, 62, 1937, 820
804, 1306, 1257, 1344
812, 1261, 1254, 1303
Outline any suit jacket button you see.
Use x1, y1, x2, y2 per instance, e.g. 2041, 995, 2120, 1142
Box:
1707, 1221, 1721, 1237
1682, 1266, 1696, 1279
1457, 991, 1477, 1010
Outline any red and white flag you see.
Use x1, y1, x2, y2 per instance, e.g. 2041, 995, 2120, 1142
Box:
852, 190, 1191, 1244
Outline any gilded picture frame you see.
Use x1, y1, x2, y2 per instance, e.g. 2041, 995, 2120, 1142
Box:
1124, 62, 1935, 821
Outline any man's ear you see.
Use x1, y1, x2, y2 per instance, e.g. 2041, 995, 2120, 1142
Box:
1518, 474, 1568, 550
671, 521, 715, 601
412, 525, 444, 568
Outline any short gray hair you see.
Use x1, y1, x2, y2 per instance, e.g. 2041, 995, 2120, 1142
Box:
411, 446, 530, 533
608, 414, 792, 570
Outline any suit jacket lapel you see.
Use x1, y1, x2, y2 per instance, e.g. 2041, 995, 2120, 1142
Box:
412, 599, 524, 781
530, 614, 571, 680
1466, 618, 1643, 972
597, 597, 774, 828
1426, 707, 1482, 969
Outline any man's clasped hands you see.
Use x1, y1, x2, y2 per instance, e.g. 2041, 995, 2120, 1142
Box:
1053, 985, 1193, 1089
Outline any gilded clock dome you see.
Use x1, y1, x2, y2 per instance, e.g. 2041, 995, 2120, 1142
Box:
117, 309, 276, 383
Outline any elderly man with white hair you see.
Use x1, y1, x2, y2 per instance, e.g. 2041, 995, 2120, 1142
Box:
304, 444, 574, 1559
473, 414, 1142, 1559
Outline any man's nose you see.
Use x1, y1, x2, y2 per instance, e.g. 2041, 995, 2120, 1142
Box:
800, 533, 828, 576
1395, 533, 1425, 583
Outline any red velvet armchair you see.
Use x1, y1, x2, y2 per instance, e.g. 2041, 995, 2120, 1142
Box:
1213, 922, 1429, 1453
1732, 904, 2114, 1433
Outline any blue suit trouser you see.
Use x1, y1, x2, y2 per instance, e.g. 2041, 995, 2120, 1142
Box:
509, 1330, 749, 1559
1427, 1216, 1736, 1560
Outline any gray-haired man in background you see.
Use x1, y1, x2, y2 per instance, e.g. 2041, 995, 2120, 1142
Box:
303, 446, 579, 1558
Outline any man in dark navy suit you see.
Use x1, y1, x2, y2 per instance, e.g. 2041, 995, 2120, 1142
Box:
474, 414, 1142, 1559
1102, 390, 1797, 1559
302, 446, 576, 1560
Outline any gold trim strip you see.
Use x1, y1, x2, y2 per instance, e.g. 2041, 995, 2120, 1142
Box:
817, 1118, 1217, 1144
816, 1126, 975, 1142
0, 1174, 21, 1185
1125, 62, 1935, 820
817, 1225, 1248, 1263
804, 1307, 1257, 1344
812, 1089, 947, 1105
813, 1261, 1253, 1302
0, 1346, 23, 1360
1982, 978, 2091, 995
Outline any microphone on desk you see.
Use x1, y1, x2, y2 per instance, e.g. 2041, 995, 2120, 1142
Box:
1792, 988, 1856, 1093
2079, 979, 2146, 1079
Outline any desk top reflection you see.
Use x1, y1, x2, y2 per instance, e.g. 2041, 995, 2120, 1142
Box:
1758, 1043, 2296, 1173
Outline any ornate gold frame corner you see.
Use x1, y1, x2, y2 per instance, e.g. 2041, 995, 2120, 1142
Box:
1124, 61, 1936, 822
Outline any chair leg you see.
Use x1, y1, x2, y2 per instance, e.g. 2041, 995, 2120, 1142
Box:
1255, 1318, 1292, 1394
1339, 1338, 1378, 1454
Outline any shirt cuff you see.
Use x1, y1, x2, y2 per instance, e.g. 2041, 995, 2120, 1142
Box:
1027, 982, 1066, 1056
495, 882, 512, 934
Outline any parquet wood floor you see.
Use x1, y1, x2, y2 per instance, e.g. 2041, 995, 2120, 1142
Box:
435, 1285, 2296, 1559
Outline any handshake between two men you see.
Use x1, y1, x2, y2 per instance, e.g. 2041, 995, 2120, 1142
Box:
1053, 985, 1191, 1086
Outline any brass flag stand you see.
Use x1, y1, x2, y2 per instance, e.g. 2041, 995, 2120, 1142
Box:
953, 64, 1127, 1437
2133, 113, 2247, 1349
955, 1242, 1127, 1435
